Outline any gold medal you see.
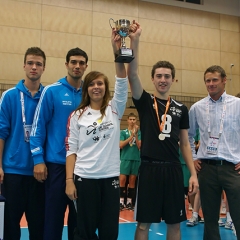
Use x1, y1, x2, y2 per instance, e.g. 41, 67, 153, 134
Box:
159, 133, 165, 141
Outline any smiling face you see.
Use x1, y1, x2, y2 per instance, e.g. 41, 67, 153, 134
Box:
204, 71, 226, 100
88, 77, 106, 104
152, 67, 174, 98
23, 55, 45, 82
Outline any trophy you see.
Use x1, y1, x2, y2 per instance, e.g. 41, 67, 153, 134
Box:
109, 18, 134, 63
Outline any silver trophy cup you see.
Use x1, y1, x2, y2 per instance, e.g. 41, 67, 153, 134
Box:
109, 18, 134, 63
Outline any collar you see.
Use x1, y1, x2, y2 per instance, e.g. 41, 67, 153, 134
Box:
208, 91, 226, 103
22, 80, 42, 94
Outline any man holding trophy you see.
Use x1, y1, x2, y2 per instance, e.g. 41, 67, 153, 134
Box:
126, 21, 199, 240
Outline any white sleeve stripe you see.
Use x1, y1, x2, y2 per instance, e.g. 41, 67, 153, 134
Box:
0, 87, 16, 111
31, 82, 61, 135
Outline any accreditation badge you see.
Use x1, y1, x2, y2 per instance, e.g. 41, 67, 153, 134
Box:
23, 124, 32, 142
206, 136, 219, 155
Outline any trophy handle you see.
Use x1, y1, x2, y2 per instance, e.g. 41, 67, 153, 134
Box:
109, 18, 116, 29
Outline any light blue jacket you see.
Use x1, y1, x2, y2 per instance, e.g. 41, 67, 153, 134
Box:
0, 80, 43, 175
30, 77, 82, 165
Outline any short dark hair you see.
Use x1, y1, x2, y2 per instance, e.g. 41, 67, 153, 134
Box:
66, 47, 88, 63
151, 61, 175, 79
236, 93, 240, 98
204, 65, 226, 80
24, 47, 46, 66
128, 112, 137, 119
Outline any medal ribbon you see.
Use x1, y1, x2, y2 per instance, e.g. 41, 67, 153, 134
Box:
154, 95, 170, 134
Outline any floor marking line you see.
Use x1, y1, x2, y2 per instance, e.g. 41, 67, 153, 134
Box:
119, 217, 131, 223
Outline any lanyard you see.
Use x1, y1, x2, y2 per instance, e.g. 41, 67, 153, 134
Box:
206, 97, 227, 137
20, 92, 26, 125
153, 95, 170, 134
128, 129, 131, 136
128, 128, 135, 136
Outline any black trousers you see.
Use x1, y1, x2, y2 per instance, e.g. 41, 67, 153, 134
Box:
199, 161, 240, 240
2, 173, 45, 240
74, 176, 120, 240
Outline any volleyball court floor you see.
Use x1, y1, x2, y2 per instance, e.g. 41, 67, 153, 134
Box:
20, 201, 237, 240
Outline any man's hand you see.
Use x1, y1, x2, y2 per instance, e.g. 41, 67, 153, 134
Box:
0, 167, 4, 184
188, 174, 199, 195
235, 162, 240, 174
34, 163, 47, 182
194, 159, 202, 173
134, 125, 139, 134
111, 28, 121, 54
129, 20, 142, 40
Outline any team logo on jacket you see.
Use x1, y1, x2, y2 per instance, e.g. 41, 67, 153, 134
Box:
62, 100, 72, 106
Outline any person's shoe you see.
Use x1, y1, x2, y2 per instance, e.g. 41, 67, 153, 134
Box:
198, 215, 204, 223
186, 216, 198, 226
218, 218, 225, 227
225, 221, 233, 230
125, 202, 134, 211
119, 202, 125, 211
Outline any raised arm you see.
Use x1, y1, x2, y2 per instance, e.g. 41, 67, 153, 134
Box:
111, 28, 127, 78
127, 21, 143, 100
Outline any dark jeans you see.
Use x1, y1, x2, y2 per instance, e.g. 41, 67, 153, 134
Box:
2, 173, 45, 240
199, 161, 240, 240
